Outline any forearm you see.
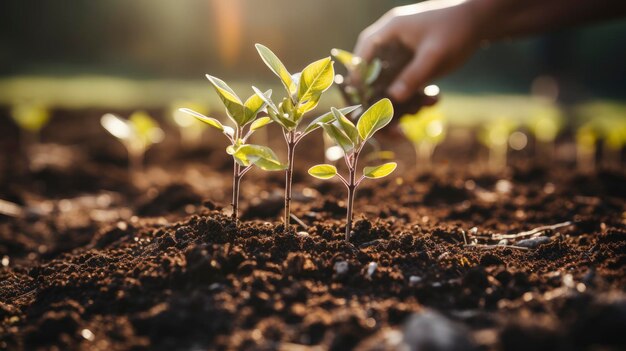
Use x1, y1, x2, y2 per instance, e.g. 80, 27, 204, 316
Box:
469, 0, 626, 41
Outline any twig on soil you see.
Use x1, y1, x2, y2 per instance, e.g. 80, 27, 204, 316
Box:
491, 221, 572, 240
0, 199, 24, 218
464, 244, 529, 251
290, 213, 309, 230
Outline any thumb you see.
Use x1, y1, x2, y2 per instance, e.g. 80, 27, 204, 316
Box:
387, 49, 440, 102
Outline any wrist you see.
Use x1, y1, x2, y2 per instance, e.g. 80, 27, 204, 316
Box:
464, 0, 510, 41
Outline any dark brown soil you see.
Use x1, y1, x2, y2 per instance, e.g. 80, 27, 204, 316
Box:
0, 110, 625, 351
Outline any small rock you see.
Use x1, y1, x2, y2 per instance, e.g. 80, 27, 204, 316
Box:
367, 262, 378, 278
409, 276, 423, 286
334, 261, 349, 275
297, 231, 309, 237
81, 328, 95, 341
402, 310, 475, 351
516, 236, 551, 248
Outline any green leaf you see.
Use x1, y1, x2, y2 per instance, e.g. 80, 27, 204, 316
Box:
330, 48, 361, 71
179, 108, 224, 132
308, 164, 337, 179
226, 145, 237, 155
11, 104, 50, 132
250, 116, 272, 131
252, 86, 279, 114
129, 111, 164, 144
206, 75, 245, 125
298, 57, 334, 103
243, 90, 270, 125
357, 98, 394, 141
331, 107, 359, 144
268, 109, 297, 130
364, 58, 382, 85
363, 162, 397, 179
297, 93, 321, 115
232, 144, 286, 171
303, 105, 360, 134
321, 122, 354, 153
255, 44, 296, 96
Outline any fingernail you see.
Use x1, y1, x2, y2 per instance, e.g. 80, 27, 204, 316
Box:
389, 82, 408, 101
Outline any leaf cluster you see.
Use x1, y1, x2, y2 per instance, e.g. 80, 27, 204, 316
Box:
309, 98, 397, 182
179, 75, 285, 171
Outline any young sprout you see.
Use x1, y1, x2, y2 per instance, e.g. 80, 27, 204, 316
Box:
575, 122, 598, 172
308, 99, 396, 241
600, 118, 626, 169
11, 103, 51, 172
169, 100, 209, 147
399, 105, 447, 169
577, 102, 626, 170
179, 75, 286, 223
254, 43, 359, 230
101, 111, 164, 176
478, 118, 518, 172
528, 104, 563, 161
331, 48, 382, 112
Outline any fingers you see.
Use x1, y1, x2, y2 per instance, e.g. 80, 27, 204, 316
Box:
354, 22, 398, 62
388, 48, 441, 102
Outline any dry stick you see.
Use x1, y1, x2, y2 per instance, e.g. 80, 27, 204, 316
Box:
491, 221, 572, 240
464, 244, 530, 251
290, 213, 309, 230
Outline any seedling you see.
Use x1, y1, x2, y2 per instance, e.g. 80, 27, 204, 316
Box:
169, 100, 209, 147
528, 104, 563, 161
179, 74, 286, 222
399, 105, 447, 169
331, 48, 382, 112
478, 118, 518, 172
575, 122, 598, 172
308, 99, 397, 241
100, 111, 164, 176
10, 103, 51, 172
254, 43, 359, 229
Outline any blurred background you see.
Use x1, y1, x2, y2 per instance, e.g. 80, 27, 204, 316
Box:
1, 0, 626, 107
0, 0, 625, 182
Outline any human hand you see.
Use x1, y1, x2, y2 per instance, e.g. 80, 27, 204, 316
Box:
354, 0, 483, 102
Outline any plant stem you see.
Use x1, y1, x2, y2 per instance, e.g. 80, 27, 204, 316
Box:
345, 149, 360, 242
128, 149, 144, 179
232, 126, 243, 224
345, 180, 356, 242
232, 161, 241, 223
284, 131, 296, 231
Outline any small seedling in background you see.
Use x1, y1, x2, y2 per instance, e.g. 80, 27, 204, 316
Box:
10, 103, 51, 172
179, 75, 286, 223
577, 102, 626, 170
100, 111, 164, 176
254, 43, 359, 230
309, 99, 396, 241
575, 122, 598, 172
478, 118, 518, 172
400, 105, 447, 169
599, 118, 626, 169
331, 48, 381, 113
528, 104, 563, 161
169, 100, 209, 147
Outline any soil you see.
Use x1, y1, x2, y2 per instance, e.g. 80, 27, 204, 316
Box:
0, 109, 625, 351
